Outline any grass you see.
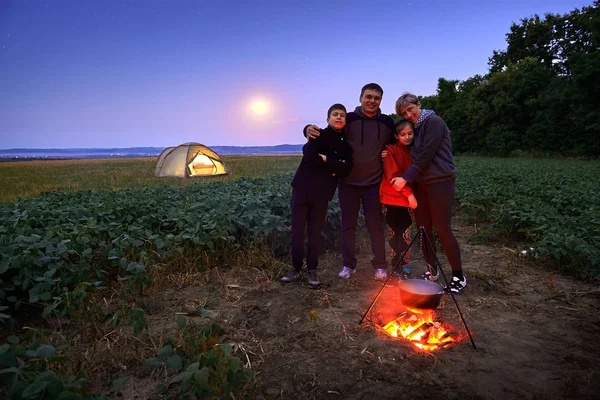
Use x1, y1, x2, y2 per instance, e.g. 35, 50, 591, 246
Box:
0, 155, 301, 203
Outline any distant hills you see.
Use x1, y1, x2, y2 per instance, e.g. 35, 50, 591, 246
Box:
0, 144, 304, 159
211, 144, 303, 155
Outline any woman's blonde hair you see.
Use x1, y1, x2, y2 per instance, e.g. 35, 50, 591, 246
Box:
395, 92, 420, 115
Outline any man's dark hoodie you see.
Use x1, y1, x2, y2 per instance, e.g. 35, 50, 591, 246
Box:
304, 107, 394, 187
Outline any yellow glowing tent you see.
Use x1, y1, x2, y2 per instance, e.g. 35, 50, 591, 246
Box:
154, 143, 230, 177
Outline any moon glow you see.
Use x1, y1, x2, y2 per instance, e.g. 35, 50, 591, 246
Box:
251, 100, 268, 115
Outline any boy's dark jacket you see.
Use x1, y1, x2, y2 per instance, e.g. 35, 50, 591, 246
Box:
291, 126, 353, 200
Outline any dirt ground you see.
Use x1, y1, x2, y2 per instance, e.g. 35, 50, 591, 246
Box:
113, 223, 600, 400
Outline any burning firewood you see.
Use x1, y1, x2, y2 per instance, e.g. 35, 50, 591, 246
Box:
406, 322, 433, 341
382, 312, 456, 351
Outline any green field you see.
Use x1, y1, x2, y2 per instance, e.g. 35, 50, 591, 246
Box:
0, 155, 302, 203
1, 155, 598, 280
1, 155, 598, 309
454, 157, 600, 276
1, 155, 599, 398
1, 154, 599, 312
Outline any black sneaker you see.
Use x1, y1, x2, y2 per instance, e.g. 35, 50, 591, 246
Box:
392, 265, 411, 281
307, 270, 320, 289
421, 267, 439, 282
280, 269, 300, 284
446, 276, 467, 293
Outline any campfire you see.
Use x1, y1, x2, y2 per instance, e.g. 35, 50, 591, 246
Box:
383, 312, 456, 351
359, 228, 476, 350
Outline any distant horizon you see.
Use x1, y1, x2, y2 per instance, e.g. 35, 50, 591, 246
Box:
0, 143, 304, 151
0, 143, 304, 158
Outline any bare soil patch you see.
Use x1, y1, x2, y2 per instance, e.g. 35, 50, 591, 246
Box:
94, 225, 600, 399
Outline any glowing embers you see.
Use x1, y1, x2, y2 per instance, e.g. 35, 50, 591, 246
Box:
383, 312, 456, 351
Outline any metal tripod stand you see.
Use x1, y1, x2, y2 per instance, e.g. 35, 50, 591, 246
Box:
358, 226, 477, 350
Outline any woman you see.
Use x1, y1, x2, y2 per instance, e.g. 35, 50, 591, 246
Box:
391, 92, 466, 293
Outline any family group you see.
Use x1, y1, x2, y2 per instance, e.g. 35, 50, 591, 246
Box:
281, 83, 466, 294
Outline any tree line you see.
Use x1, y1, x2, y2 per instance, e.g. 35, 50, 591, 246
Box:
392, 1, 599, 157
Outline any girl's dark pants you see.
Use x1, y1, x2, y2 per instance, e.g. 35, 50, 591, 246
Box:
384, 205, 412, 268
291, 189, 329, 271
413, 178, 462, 271
338, 181, 387, 270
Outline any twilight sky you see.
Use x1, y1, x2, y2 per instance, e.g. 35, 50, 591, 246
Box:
0, 0, 592, 149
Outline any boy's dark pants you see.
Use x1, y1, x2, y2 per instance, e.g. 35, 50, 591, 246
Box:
338, 181, 387, 270
291, 189, 329, 271
384, 205, 412, 268
413, 179, 462, 271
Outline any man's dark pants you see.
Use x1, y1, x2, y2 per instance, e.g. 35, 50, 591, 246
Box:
338, 181, 387, 271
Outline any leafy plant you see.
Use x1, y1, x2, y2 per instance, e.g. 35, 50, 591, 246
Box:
0, 334, 104, 399
1, 173, 336, 320
143, 321, 255, 398
455, 157, 600, 277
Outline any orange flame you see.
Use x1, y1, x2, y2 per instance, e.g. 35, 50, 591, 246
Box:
383, 312, 455, 351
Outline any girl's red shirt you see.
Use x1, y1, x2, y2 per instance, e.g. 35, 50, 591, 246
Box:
380, 142, 414, 207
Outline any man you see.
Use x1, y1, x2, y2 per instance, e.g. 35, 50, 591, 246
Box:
304, 83, 394, 281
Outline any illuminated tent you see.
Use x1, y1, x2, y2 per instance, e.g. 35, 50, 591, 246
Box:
154, 143, 230, 177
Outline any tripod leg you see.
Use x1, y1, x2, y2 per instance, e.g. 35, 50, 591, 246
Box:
420, 228, 477, 350
358, 227, 423, 325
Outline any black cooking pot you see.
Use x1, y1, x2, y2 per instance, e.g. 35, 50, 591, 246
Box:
398, 279, 445, 313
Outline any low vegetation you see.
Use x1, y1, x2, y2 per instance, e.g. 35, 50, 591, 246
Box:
0, 155, 301, 203
454, 157, 600, 277
0, 155, 598, 398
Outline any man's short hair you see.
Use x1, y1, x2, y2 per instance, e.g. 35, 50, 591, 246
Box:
327, 103, 347, 119
360, 83, 384, 98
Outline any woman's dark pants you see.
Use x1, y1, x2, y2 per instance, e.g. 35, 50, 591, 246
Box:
413, 179, 462, 271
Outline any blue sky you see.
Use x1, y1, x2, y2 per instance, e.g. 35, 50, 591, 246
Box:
0, 0, 593, 149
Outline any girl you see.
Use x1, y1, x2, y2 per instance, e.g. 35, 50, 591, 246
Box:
380, 120, 418, 279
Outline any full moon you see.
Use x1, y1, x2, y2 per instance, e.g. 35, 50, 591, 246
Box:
251, 100, 268, 115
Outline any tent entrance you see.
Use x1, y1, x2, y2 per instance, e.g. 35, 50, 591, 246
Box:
189, 153, 219, 176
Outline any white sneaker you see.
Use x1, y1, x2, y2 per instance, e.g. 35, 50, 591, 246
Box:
373, 268, 388, 281
338, 266, 356, 279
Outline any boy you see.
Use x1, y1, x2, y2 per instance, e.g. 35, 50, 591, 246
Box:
281, 104, 353, 288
